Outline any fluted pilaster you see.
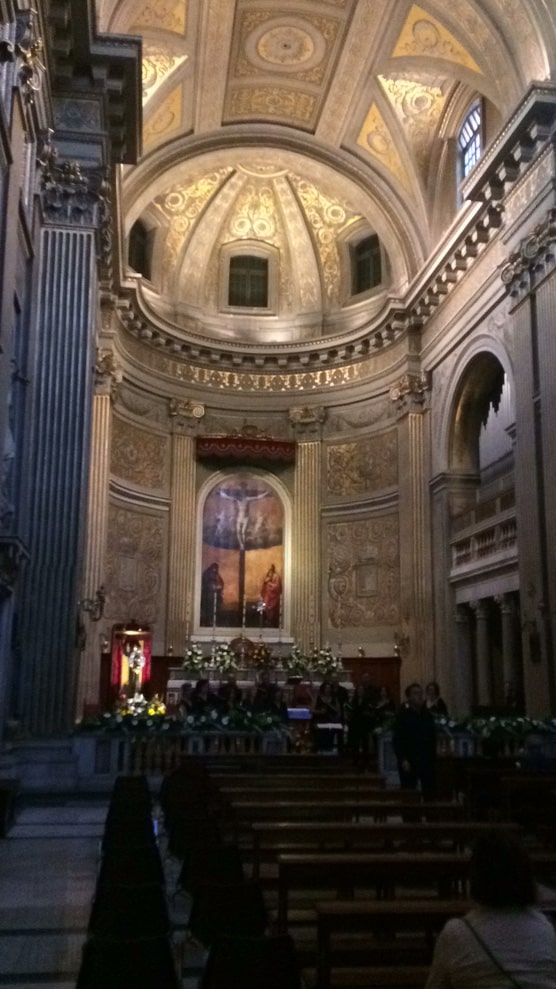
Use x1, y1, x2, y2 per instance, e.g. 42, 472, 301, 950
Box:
292, 441, 321, 652
18, 225, 96, 734
75, 392, 112, 717
166, 433, 197, 654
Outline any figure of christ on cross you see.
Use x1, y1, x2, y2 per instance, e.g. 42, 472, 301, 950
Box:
217, 482, 269, 624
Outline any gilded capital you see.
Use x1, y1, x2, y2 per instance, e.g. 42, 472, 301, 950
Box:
389, 371, 431, 411
168, 398, 206, 432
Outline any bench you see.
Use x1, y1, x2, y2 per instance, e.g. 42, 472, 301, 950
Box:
230, 799, 465, 829
315, 899, 469, 989
302, 964, 431, 988
219, 785, 404, 805
250, 820, 521, 880
276, 850, 556, 933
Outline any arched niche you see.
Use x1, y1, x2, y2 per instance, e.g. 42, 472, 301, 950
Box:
194, 468, 291, 636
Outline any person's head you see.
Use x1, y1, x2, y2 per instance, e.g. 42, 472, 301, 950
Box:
194, 678, 209, 697
319, 681, 332, 699
470, 830, 537, 908
180, 682, 193, 698
425, 681, 440, 701
404, 682, 424, 709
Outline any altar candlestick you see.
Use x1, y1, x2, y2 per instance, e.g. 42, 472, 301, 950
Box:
279, 594, 283, 631
242, 595, 246, 631
212, 591, 217, 629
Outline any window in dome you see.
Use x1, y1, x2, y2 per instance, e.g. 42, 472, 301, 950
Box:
128, 220, 152, 280
352, 234, 382, 296
228, 255, 268, 308
458, 102, 482, 179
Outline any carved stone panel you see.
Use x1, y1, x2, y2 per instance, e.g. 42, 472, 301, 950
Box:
111, 415, 169, 489
105, 504, 165, 626
327, 515, 400, 628
326, 429, 398, 496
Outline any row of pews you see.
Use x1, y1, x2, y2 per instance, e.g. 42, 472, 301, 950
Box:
166, 753, 556, 989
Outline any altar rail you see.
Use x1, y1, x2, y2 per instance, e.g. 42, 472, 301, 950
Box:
73, 731, 287, 779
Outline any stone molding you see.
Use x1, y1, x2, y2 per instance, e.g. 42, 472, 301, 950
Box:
500, 207, 556, 300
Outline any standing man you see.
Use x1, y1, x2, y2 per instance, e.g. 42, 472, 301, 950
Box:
393, 682, 437, 799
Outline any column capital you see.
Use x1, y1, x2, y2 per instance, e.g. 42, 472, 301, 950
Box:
288, 405, 326, 438
168, 398, 206, 434
389, 371, 431, 415
95, 349, 122, 400
38, 136, 110, 236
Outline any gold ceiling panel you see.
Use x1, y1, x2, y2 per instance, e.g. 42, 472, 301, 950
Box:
226, 87, 316, 126
357, 103, 413, 193
234, 10, 340, 87
142, 49, 188, 105
132, 0, 186, 34
378, 75, 448, 176
143, 85, 183, 152
393, 4, 482, 75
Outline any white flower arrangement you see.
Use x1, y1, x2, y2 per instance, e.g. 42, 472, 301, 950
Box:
213, 642, 239, 675
308, 646, 343, 678
283, 644, 309, 677
183, 642, 206, 674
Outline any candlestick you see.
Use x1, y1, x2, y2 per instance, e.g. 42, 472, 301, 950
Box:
213, 591, 217, 629
242, 595, 246, 631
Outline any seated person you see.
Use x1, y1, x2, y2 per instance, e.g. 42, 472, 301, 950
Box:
425, 829, 556, 988
252, 671, 274, 712
266, 685, 289, 724
191, 678, 218, 714
177, 682, 193, 718
217, 676, 243, 712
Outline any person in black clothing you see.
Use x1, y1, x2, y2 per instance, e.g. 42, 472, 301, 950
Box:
347, 683, 376, 767
393, 682, 437, 799
425, 681, 448, 716
191, 677, 218, 714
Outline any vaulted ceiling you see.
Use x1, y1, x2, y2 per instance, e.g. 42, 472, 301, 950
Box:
95, 1, 555, 346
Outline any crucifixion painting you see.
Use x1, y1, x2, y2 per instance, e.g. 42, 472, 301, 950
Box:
200, 473, 284, 629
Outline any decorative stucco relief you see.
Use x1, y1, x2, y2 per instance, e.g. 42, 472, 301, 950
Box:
378, 75, 448, 176
111, 415, 169, 489
143, 85, 183, 151
393, 4, 481, 74
327, 400, 392, 435
142, 48, 187, 104
105, 504, 165, 625
132, 2, 186, 34
236, 12, 339, 86
327, 430, 398, 496
356, 103, 413, 193
153, 169, 232, 291
227, 87, 316, 124
327, 515, 400, 628
288, 175, 359, 305
117, 386, 169, 426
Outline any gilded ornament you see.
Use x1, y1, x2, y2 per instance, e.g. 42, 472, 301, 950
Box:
392, 5, 482, 74
327, 432, 398, 496
327, 516, 400, 628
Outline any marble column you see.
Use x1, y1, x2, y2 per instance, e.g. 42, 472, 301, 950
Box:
166, 429, 197, 656
472, 599, 491, 707
498, 594, 519, 697
16, 173, 102, 734
453, 604, 473, 716
291, 439, 322, 653
74, 361, 116, 718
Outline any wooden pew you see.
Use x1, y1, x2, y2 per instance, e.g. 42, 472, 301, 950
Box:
210, 772, 385, 788
250, 820, 521, 880
314, 899, 470, 989
219, 785, 404, 805
275, 850, 556, 934
230, 798, 465, 828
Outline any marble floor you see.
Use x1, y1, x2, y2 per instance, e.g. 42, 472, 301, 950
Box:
0, 796, 203, 988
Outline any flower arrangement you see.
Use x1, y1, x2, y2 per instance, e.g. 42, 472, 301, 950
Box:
308, 646, 343, 678
147, 694, 166, 716
183, 642, 205, 674
282, 644, 308, 677
252, 643, 272, 668
213, 642, 238, 675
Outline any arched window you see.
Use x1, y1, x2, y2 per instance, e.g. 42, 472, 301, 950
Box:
228, 255, 269, 308
128, 219, 152, 280
351, 234, 382, 296
458, 102, 482, 179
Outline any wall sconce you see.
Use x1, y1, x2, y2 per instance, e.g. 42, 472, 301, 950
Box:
79, 586, 106, 622
394, 632, 409, 658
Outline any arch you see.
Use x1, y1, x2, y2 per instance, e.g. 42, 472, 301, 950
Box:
438, 334, 515, 475
195, 468, 292, 637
